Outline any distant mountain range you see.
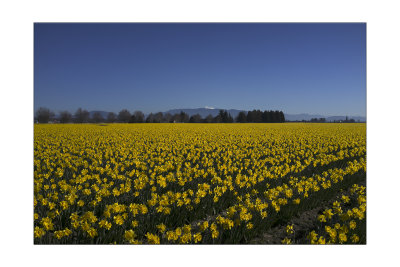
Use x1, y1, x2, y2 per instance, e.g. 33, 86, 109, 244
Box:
56, 109, 365, 122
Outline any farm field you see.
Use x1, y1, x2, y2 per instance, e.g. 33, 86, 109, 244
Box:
34, 123, 366, 244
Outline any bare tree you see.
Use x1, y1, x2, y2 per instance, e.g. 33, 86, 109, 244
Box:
172, 113, 181, 123
59, 111, 72, 123
133, 111, 144, 123
107, 112, 116, 123
189, 114, 202, 123
204, 114, 213, 123
146, 113, 154, 123
164, 113, 172, 123
154, 112, 164, 123
74, 108, 90, 123
92, 112, 104, 123
118, 109, 131, 123
35, 107, 54, 123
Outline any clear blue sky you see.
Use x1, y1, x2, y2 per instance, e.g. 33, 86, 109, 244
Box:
34, 23, 366, 116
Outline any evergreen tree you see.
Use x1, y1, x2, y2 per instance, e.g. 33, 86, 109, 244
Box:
227, 112, 234, 123
272, 110, 281, 122
236, 111, 247, 123
279, 111, 285, 122
246, 110, 253, 122
180, 111, 189, 123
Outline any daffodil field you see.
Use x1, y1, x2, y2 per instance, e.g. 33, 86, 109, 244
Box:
281, 183, 366, 244
34, 123, 366, 244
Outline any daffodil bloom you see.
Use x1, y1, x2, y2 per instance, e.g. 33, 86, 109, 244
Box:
318, 214, 327, 223
183, 225, 191, 234
213, 196, 219, 203
351, 234, 359, 243
307, 231, 318, 243
175, 228, 182, 237
180, 233, 191, 244
211, 230, 219, 239
323, 209, 334, 219
199, 221, 209, 232
41, 198, 48, 206
34, 226, 46, 238
124, 230, 136, 241
54, 230, 65, 239
114, 215, 124, 225
81, 222, 90, 231
286, 224, 294, 235
63, 228, 72, 237
341, 195, 350, 203
358, 195, 366, 205
41, 217, 54, 231
156, 223, 166, 233
338, 233, 347, 244
293, 198, 301, 205
87, 228, 98, 238
99, 220, 112, 230
140, 205, 148, 214
130, 220, 138, 228
193, 233, 202, 243
60, 201, 68, 210
210, 223, 217, 231
166, 231, 177, 241
227, 207, 236, 218
317, 236, 326, 244
260, 211, 268, 219
71, 220, 80, 229
146, 233, 160, 244
333, 201, 341, 209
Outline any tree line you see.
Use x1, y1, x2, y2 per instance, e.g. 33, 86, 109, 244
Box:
34, 107, 285, 124
309, 116, 357, 123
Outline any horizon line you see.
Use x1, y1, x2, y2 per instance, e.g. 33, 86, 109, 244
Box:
34, 106, 366, 118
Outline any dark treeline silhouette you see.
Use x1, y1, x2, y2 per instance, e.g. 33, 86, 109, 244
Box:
35, 107, 55, 123
310, 118, 326, 123
332, 116, 356, 123
306, 116, 356, 123
238, 110, 285, 123
34, 107, 286, 123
